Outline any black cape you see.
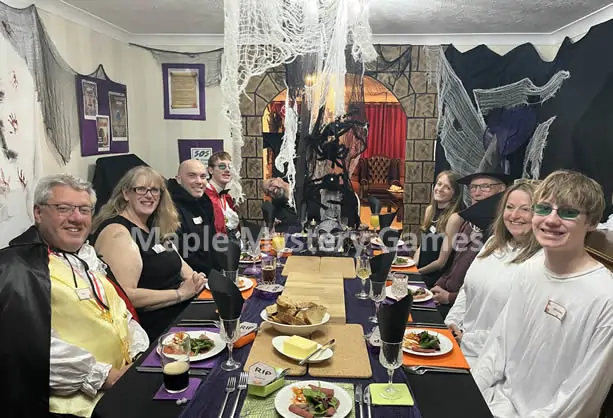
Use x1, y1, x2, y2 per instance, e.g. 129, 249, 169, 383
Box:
0, 226, 52, 418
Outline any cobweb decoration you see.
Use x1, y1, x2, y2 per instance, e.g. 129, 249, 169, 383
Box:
221, 0, 377, 203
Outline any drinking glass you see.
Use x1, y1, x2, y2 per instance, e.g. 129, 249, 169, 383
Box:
248, 237, 262, 261
379, 341, 403, 400
261, 256, 277, 285
369, 281, 386, 323
219, 318, 241, 371
391, 273, 408, 300
355, 256, 371, 300
223, 270, 239, 286
370, 214, 380, 230
271, 232, 286, 266
159, 332, 190, 393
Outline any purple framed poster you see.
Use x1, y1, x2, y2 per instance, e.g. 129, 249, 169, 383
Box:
76, 72, 129, 156
163, 63, 206, 120
177, 139, 224, 165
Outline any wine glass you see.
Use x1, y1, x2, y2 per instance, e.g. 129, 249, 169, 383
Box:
370, 214, 380, 231
219, 318, 241, 371
379, 341, 404, 400
271, 232, 286, 266
355, 256, 371, 300
369, 281, 386, 323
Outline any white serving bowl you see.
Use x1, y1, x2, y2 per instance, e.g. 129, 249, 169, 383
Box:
260, 309, 330, 336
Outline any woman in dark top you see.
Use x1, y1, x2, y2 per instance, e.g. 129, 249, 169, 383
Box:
414, 170, 464, 287
91, 166, 206, 340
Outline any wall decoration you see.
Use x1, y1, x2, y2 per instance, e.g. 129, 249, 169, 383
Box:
177, 139, 223, 165
163, 63, 206, 120
76, 71, 129, 156
108, 91, 128, 141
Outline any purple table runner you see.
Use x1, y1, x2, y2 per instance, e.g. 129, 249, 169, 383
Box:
141, 327, 221, 369
177, 258, 423, 418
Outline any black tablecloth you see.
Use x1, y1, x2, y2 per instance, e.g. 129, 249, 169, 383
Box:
94, 260, 492, 418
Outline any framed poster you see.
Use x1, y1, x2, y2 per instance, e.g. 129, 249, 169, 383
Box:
76, 71, 129, 156
163, 63, 206, 120
177, 139, 224, 165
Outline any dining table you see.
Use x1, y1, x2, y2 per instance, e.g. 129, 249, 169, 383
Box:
93, 252, 492, 418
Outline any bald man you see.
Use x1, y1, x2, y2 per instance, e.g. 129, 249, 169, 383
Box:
167, 159, 213, 274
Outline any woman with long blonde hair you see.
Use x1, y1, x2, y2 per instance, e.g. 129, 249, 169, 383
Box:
91, 166, 206, 339
445, 181, 542, 367
414, 170, 464, 287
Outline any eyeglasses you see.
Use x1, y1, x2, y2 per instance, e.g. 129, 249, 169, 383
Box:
469, 183, 502, 192
132, 186, 161, 197
41, 204, 93, 216
532, 203, 581, 220
214, 163, 232, 171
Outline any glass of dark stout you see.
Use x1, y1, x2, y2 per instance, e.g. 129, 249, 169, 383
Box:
159, 332, 191, 393
261, 256, 277, 285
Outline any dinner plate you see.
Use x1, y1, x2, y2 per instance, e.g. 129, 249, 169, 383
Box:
271, 336, 334, 363
205, 277, 253, 292
402, 328, 453, 357
239, 253, 262, 264
158, 330, 225, 362
392, 257, 416, 268
274, 380, 352, 418
385, 285, 433, 303
370, 237, 405, 247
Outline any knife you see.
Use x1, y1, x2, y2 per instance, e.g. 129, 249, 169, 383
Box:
410, 306, 439, 312
364, 385, 372, 418
407, 323, 448, 329
136, 366, 209, 376
298, 339, 335, 365
355, 384, 363, 418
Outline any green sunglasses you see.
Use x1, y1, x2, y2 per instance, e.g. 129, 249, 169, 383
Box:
532, 203, 581, 220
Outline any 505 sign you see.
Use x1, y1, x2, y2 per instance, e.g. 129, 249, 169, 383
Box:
190, 147, 212, 163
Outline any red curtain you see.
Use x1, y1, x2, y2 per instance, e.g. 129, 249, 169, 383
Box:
362, 103, 406, 159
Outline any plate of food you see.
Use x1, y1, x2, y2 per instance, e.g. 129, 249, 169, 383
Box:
239, 252, 262, 264
275, 380, 352, 418
392, 256, 416, 268
158, 330, 225, 362
261, 296, 329, 336
385, 285, 433, 302
205, 276, 253, 292
272, 335, 334, 363
402, 329, 453, 357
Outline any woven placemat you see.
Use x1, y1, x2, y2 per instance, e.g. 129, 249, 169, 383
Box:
240, 380, 355, 417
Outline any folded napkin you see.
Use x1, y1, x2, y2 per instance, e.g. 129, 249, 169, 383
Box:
153, 378, 201, 401
459, 192, 503, 232
369, 383, 414, 406
370, 251, 396, 283
378, 212, 397, 230
368, 196, 381, 215
378, 294, 413, 344
208, 269, 244, 320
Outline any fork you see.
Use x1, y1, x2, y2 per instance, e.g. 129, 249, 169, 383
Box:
404, 365, 469, 375
229, 371, 248, 418
218, 376, 236, 418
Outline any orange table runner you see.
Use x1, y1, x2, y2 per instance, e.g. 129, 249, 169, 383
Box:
197, 278, 258, 300
402, 327, 470, 369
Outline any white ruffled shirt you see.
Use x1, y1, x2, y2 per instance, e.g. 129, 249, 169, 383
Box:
208, 180, 240, 230
445, 240, 544, 368
50, 244, 149, 398
473, 259, 613, 417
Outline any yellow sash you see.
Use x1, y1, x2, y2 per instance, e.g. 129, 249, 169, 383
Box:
48, 255, 130, 417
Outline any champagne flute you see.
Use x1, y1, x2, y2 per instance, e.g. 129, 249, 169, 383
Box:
219, 318, 241, 371
369, 281, 386, 323
370, 214, 380, 231
271, 232, 286, 266
379, 341, 403, 400
355, 256, 371, 300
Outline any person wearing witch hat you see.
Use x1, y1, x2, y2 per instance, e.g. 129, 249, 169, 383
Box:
0, 174, 149, 418
168, 159, 213, 274
431, 171, 512, 318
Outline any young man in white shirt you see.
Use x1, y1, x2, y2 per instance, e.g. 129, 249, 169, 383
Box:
473, 169, 613, 418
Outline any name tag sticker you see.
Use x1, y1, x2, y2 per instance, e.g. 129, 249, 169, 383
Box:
545, 300, 567, 321
429, 225, 437, 234
75, 288, 92, 301
193, 216, 203, 225
152, 244, 166, 254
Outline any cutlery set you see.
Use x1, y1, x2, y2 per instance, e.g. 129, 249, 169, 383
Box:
135, 366, 210, 377
355, 384, 372, 417
404, 365, 470, 375
218, 371, 248, 418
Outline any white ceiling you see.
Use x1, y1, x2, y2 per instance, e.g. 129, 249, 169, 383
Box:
29, 0, 613, 45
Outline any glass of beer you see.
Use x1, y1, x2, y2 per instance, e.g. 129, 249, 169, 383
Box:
261, 256, 277, 285
159, 332, 191, 393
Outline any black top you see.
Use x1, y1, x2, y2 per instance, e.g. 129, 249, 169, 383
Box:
269, 197, 300, 232
418, 206, 450, 288
167, 179, 213, 274
90, 215, 188, 339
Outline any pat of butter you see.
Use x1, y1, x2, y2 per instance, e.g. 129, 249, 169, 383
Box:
283, 335, 318, 359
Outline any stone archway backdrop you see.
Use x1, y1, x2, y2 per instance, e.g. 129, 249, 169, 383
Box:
238, 45, 438, 235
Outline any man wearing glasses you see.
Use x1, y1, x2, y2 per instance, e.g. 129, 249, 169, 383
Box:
0, 174, 148, 418
431, 171, 511, 317
203, 152, 240, 244
474, 170, 613, 417
168, 159, 212, 274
